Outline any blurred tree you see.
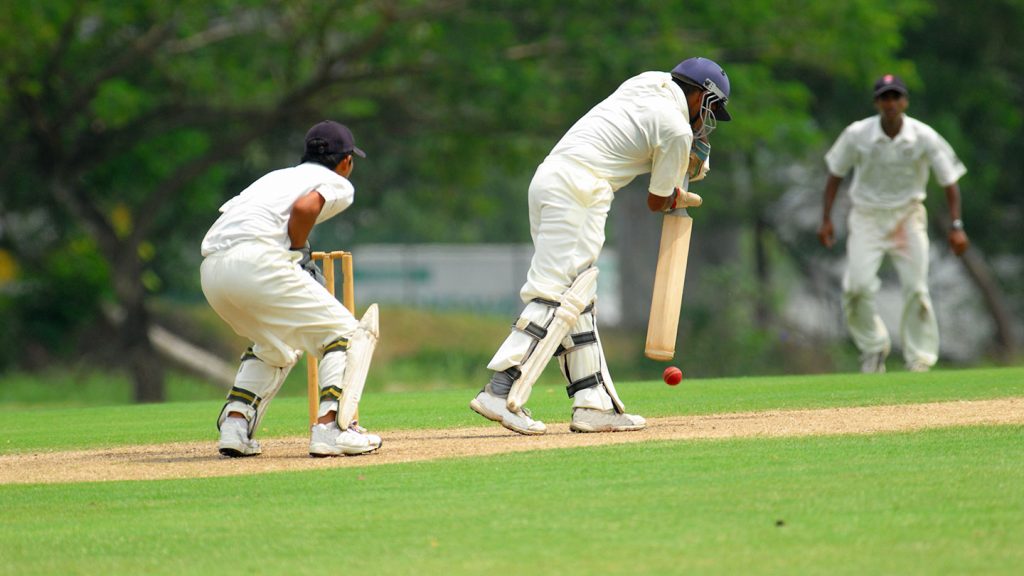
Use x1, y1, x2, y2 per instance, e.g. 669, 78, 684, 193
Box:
0, 0, 1018, 399
1, 0, 491, 400
0, 0, 724, 398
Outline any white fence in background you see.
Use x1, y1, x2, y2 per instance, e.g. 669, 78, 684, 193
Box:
348, 244, 621, 325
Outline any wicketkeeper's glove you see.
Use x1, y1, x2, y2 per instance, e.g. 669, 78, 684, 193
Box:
293, 243, 327, 286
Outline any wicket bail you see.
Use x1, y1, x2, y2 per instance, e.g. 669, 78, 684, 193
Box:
307, 251, 355, 426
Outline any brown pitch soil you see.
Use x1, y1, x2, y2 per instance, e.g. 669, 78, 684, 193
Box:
2, 397, 1021, 485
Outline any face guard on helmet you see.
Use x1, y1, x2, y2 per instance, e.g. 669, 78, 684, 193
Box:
670, 57, 731, 140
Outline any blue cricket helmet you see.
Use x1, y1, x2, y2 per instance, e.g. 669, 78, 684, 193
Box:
671, 57, 731, 121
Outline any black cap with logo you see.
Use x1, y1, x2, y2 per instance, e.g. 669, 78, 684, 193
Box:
873, 74, 909, 98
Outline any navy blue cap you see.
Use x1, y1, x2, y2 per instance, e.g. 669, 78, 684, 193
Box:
873, 74, 908, 98
305, 121, 366, 158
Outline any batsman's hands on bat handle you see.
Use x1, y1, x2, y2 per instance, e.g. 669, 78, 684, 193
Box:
668, 187, 703, 211
687, 137, 711, 182
948, 229, 969, 256
292, 243, 327, 286
817, 219, 835, 249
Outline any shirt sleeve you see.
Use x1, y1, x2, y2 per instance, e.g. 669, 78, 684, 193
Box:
926, 130, 967, 187
649, 117, 692, 197
824, 125, 857, 177
314, 179, 355, 223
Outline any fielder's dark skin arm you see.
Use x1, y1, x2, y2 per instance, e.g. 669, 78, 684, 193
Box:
288, 190, 326, 249
817, 174, 842, 248
945, 183, 969, 255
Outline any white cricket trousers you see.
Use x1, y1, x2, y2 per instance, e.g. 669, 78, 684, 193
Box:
201, 241, 359, 418
521, 158, 614, 301
487, 158, 617, 410
842, 201, 938, 367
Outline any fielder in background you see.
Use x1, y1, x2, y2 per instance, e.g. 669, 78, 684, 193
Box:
200, 120, 382, 457
818, 74, 969, 374
471, 57, 731, 434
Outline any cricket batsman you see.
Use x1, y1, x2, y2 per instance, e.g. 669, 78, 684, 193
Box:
200, 120, 382, 457
471, 57, 732, 434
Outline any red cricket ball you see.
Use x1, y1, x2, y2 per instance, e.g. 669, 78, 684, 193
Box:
663, 366, 683, 386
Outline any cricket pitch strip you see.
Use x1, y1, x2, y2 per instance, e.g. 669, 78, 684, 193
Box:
2, 398, 1021, 485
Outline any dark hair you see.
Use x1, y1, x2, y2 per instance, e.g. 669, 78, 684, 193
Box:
301, 137, 350, 169
672, 76, 700, 98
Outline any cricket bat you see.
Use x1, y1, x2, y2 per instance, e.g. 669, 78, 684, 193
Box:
645, 206, 695, 361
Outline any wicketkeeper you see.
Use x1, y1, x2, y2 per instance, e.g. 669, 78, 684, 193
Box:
471, 57, 732, 434
201, 120, 382, 457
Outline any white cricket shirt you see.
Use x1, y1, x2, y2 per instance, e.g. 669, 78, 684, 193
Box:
201, 163, 354, 256
546, 71, 693, 197
825, 114, 966, 209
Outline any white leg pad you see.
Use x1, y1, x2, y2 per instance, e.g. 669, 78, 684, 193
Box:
558, 311, 625, 413
507, 267, 599, 412
486, 300, 558, 374
315, 347, 347, 418
336, 304, 380, 429
217, 351, 291, 437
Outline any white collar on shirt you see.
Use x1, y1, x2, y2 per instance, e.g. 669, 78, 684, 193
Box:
870, 113, 918, 145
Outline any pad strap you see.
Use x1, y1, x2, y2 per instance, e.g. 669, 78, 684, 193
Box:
514, 317, 548, 341
226, 386, 263, 408
319, 384, 343, 402
323, 336, 349, 356
566, 372, 603, 398
240, 347, 258, 362
554, 331, 598, 357
530, 298, 595, 314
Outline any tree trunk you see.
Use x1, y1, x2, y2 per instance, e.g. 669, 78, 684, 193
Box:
753, 212, 772, 329
112, 248, 166, 402
956, 248, 1018, 361
124, 299, 167, 403
931, 213, 1018, 362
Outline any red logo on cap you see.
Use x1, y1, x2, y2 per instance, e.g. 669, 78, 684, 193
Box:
884, 74, 894, 82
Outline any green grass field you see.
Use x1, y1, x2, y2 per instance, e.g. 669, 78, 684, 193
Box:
2, 367, 1023, 575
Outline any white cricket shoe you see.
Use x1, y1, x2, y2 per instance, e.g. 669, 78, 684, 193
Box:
470, 390, 546, 435
570, 408, 646, 433
218, 417, 261, 457
309, 423, 382, 457
860, 346, 889, 374
906, 361, 931, 373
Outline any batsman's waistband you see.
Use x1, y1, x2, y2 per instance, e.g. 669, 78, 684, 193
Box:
202, 238, 291, 259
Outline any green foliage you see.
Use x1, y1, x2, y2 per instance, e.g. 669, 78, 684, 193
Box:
11, 237, 110, 358
1, 0, 1020, 385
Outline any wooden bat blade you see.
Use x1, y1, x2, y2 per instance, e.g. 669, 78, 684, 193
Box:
645, 210, 693, 361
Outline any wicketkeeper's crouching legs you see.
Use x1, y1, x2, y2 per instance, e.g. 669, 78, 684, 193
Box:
216, 348, 292, 457
308, 304, 382, 457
